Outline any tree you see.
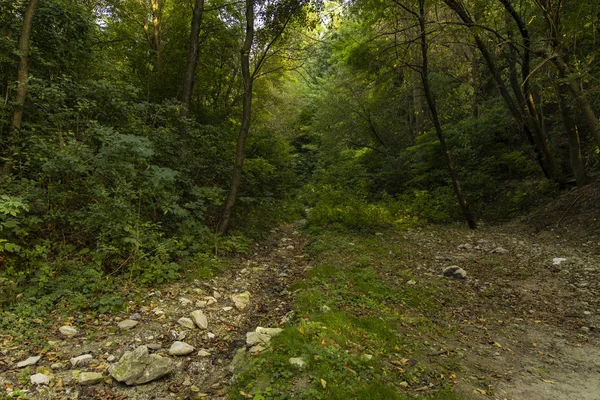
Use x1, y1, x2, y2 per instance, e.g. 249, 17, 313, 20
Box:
11, 0, 39, 133
181, 0, 205, 118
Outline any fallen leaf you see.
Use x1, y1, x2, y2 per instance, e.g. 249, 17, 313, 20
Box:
475, 388, 487, 395
320, 378, 327, 389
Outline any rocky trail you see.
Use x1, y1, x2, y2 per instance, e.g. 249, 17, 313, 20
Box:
0, 222, 310, 400
1, 216, 600, 399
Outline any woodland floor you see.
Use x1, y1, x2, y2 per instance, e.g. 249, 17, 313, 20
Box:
1, 186, 599, 400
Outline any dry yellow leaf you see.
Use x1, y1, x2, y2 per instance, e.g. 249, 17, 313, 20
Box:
320, 379, 327, 389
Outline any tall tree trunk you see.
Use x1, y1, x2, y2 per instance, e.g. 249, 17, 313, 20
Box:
11, 0, 38, 133
501, 0, 562, 181
181, 0, 205, 118
151, 0, 162, 73
413, 68, 425, 135
556, 78, 588, 186
218, 0, 254, 235
418, 0, 476, 229
443, 0, 558, 181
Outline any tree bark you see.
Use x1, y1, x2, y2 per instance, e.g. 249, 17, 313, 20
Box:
151, 0, 162, 73
443, 0, 559, 181
418, 0, 476, 229
11, 0, 39, 133
413, 67, 425, 135
218, 0, 255, 235
181, 0, 205, 118
556, 78, 588, 186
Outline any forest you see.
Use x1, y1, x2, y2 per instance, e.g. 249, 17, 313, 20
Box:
0, 0, 599, 398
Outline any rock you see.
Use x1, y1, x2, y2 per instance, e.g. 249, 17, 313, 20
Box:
249, 345, 265, 354
17, 356, 41, 368
129, 313, 142, 321
178, 317, 195, 330
59, 326, 78, 337
109, 346, 173, 385
406, 279, 416, 285
289, 357, 306, 368
458, 243, 473, 250
70, 354, 93, 368
553, 258, 567, 265
320, 305, 331, 313
213, 291, 222, 299
118, 320, 138, 330
204, 296, 218, 305
147, 343, 162, 350
197, 350, 211, 357
493, 247, 509, 254
190, 310, 208, 330
443, 266, 467, 280
228, 348, 247, 373
580, 326, 591, 333
30, 373, 50, 385
50, 363, 63, 370
255, 327, 283, 337
246, 331, 271, 346
222, 306, 233, 312
79, 372, 104, 385
207, 332, 216, 339
169, 341, 195, 356
179, 297, 193, 306
232, 291, 251, 310
361, 354, 373, 361
107, 355, 116, 362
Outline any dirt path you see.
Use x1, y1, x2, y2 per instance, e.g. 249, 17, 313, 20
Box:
0, 222, 310, 399
399, 224, 600, 400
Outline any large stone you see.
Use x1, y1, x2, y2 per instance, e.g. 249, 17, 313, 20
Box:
190, 310, 208, 330
17, 356, 41, 368
246, 331, 271, 346
118, 320, 139, 330
255, 327, 283, 338
59, 326, 78, 337
169, 341, 195, 356
289, 357, 306, 368
178, 317, 195, 330
70, 354, 93, 368
232, 292, 251, 310
443, 266, 467, 280
30, 373, 50, 385
79, 372, 104, 385
109, 346, 173, 385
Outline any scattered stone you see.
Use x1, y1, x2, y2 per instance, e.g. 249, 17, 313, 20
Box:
129, 313, 142, 321
70, 354, 93, 368
169, 341, 195, 356
249, 345, 265, 354
553, 258, 567, 265
458, 243, 473, 251
406, 279, 416, 285
30, 373, 50, 385
213, 291, 222, 299
147, 343, 162, 350
191, 310, 208, 329
79, 372, 104, 385
232, 291, 251, 310
207, 332, 216, 339
320, 305, 331, 313
222, 306, 233, 312
179, 297, 193, 306
59, 326, 78, 337
361, 354, 373, 361
289, 357, 306, 368
107, 355, 116, 362
584, 311, 592, 316
109, 346, 173, 385
118, 320, 139, 330
50, 363, 63, 370
178, 317, 195, 330
246, 331, 271, 346
196, 300, 208, 308
580, 326, 591, 333
204, 296, 218, 305
493, 247, 509, 254
197, 350, 211, 357
17, 356, 41, 368
443, 266, 467, 280
256, 327, 283, 337
154, 308, 165, 316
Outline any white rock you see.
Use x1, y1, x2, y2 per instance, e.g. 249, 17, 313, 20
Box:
179, 297, 192, 306
222, 306, 233, 312
70, 354, 93, 367
107, 355, 116, 362
118, 320, 138, 330
406, 279, 416, 285
197, 349, 211, 357
30, 373, 50, 385
249, 345, 265, 354
59, 326, 78, 337
207, 332, 216, 339
320, 305, 331, 313
232, 292, 251, 310
553, 258, 567, 265
255, 327, 283, 337
289, 357, 306, 368
493, 247, 509, 254
246, 331, 271, 346
190, 310, 208, 329
169, 341, 195, 356
178, 317, 195, 330
17, 356, 41, 368
79, 372, 104, 385
443, 266, 467, 280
